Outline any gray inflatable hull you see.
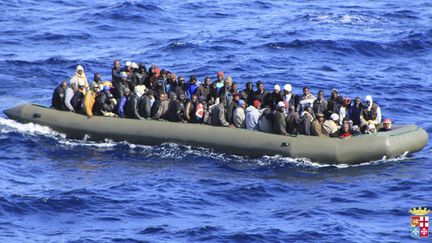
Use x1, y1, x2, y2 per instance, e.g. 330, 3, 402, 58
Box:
3, 104, 429, 165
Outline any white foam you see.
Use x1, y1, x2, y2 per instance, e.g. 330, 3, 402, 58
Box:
0, 117, 64, 138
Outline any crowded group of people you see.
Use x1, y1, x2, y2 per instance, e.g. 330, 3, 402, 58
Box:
51, 61, 393, 139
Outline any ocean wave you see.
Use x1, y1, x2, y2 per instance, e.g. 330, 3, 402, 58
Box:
299, 13, 385, 25
31, 32, 92, 42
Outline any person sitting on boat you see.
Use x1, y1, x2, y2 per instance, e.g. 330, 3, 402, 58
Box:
226, 93, 241, 124
167, 92, 186, 123
123, 89, 144, 120
148, 66, 161, 90
93, 73, 103, 87
252, 81, 269, 107
297, 86, 316, 113
112, 60, 121, 86
245, 100, 262, 130
258, 107, 274, 133
311, 112, 325, 136
268, 85, 283, 110
135, 63, 148, 88
327, 89, 342, 119
51, 80, 68, 110
214, 71, 225, 95
83, 82, 100, 119
339, 121, 353, 139
184, 94, 199, 123
323, 113, 339, 137
282, 84, 299, 113
196, 77, 211, 102
113, 72, 129, 100
338, 97, 352, 125
240, 81, 254, 106
379, 118, 392, 132
233, 100, 246, 128
299, 106, 314, 135
313, 90, 327, 116
96, 85, 117, 117
273, 101, 288, 136
137, 90, 155, 119
360, 95, 382, 133
64, 83, 77, 112
286, 105, 300, 135
186, 75, 200, 100
70, 64, 89, 90
151, 93, 169, 120
70, 80, 86, 112
348, 96, 362, 127
210, 96, 230, 127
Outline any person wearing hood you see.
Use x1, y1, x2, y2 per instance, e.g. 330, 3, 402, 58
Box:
151, 93, 170, 120
226, 93, 241, 124
214, 71, 225, 95
70, 80, 86, 112
273, 101, 288, 135
245, 100, 262, 131
184, 94, 199, 123
70, 65, 89, 90
311, 112, 325, 136
93, 73, 103, 86
299, 106, 314, 135
327, 88, 342, 119
51, 80, 68, 110
96, 85, 117, 116
286, 105, 300, 135
112, 60, 121, 86
268, 85, 284, 110
83, 82, 100, 119
186, 75, 200, 100
360, 95, 382, 132
137, 90, 155, 119
175, 76, 187, 97
323, 113, 340, 137
113, 71, 129, 100
240, 82, 254, 106
297, 86, 316, 113
348, 96, 362, 126
339, 97, 352, 125
233, 100, 246, 128
167, 92, 186, 122
124, 89, 144, 120
148, 67, 161, 90
196, 77, 211, 102
313, 90, 327, 116
252, 81, 269, 106
282, 84, 299, 113
211, 96, 230, 127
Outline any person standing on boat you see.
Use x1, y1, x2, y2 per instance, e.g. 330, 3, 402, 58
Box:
175, 76, 187, 98
186, 75, 200, 100
338, 97, 352, 125
137, 90, 155, 119
327, 89, 342, 119
240, 82, 254, 106
196, 77, 212, 102
211, 96, 230, 127
348, 97, 362, 127
273, 101, 288, 135
112, 60, 121, 86
214, 71, 225, 95
70, 65, 88, 90
297, 86, 316, 113
51, 80, 68, 110
268, 85, 283, 110
252, 81, 269, 107
282, 84, 299, 113
360, 95, 382, 132
313, 90, 327, 116
245, 100, 262, 130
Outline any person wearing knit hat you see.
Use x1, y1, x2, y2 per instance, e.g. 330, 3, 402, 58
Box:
70, 64, 89, 89
323, 113, 339, 137
269, 84, 283, 110
282, 83, 298, 114
233, 99, 246, 128
360, 95, 382, 133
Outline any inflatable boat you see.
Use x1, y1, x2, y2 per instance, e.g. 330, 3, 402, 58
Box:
3, 103, 429, 165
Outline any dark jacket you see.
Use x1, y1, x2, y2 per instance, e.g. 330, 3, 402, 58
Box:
252, 90, 269, 105
282, 93, 299, 112
240, 89, 254, 106
226, 100, 239, 124
70, 90, 84, 112
167, 99, 185, 122
268, 92, 283, 110
96, 91, 115, 113
327, 96, 343, 118
313, 99, 328, 116
184, 101, 198, 122
51, 85, 66, 110
113, 81, 128, 100
124, 93, 143, 119
273, 110, 287, 135
112, 67, 121, 86
137, 94, 153, 119
286, 111, 300, 134
349, 104, 363, 126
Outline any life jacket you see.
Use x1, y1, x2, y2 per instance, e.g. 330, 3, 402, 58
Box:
195, 103, 204, 119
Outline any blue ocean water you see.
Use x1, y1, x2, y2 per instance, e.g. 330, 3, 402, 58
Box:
0, 0, 431, 241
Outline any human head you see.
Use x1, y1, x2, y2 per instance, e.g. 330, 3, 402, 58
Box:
134, 85, 146, 98
233, 93, 241, 102
131, 62, 139, 71
191, 94, 198, 103
225, 76, 233, 87
114, 60, 120, 69
138, 63, 146, 72
189, 75, 198, 84
342, 97, 352, 107
147, 89, 154, 98
232, 82, 238, 91
91, 82, 100, 92
204, 77, 211, 86
178, 76, 186, 86
303, 86, 310, 96
330, 113, 339, 122
274, 85, 281, 94
179, 93, 186, 101
60, 80, 68, 90
383, 118, 392, 130
160, 69, 167, 79
76, 65, 84, 75
365, 95, 373, 107
238, 99, 246, 109
246, 82, 253, 91
331, 89, 338, 99
120, 71, 128, 81
289, 105, 295, 113
343, 122, 350, 133
153, 68, 161, 78
283, 84, 292, 94
93, 73, 102, 83
124, 88, 131, 96
103, 85, 110, 93
217, 71, 224, 82
354, 96, 361, 106
256, 81, 264, 92
253, 99, 261, 109
318, 90, 324, 100
276, 101, 285, 111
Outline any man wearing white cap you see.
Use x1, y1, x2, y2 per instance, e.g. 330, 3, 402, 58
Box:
323, 113, 340, 137
282, 84, 298, 113
274, 101, 288, 135
269, 84, 283, 110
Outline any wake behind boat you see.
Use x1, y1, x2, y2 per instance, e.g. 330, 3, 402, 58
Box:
4, 103, 428, 165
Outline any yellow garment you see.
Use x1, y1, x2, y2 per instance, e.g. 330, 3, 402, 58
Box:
83, 90, 96, 117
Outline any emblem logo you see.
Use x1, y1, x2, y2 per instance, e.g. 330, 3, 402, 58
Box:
409, 207, 430, 238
